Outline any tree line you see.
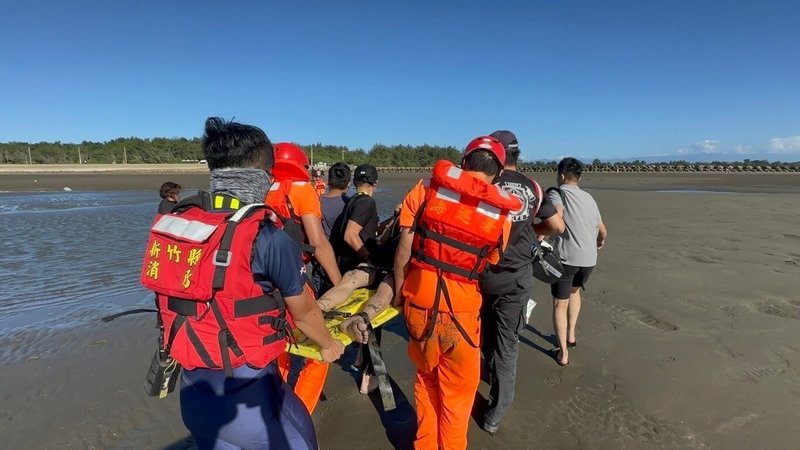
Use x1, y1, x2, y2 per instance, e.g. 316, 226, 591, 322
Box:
0, 139, 463, 167
0, 138, 796, 168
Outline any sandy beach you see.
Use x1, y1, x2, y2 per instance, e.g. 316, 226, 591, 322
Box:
1, 171, 799, 449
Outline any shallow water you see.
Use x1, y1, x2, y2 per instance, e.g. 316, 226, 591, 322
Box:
0, 191, 159, 332
0, 187, 406, 334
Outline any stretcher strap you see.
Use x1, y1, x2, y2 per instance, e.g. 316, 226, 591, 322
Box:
366, 321, 396, 411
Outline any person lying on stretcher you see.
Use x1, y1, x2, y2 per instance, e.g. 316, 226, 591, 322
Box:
320, 211, 400, 333
322, 167, 401, 392
321, 165, 400, 319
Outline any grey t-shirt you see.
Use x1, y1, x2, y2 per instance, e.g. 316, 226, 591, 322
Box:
548, 184, 601, 267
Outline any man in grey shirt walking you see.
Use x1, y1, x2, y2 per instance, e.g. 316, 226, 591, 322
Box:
547, 157, 608, 366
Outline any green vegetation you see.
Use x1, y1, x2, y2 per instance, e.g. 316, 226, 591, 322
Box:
0, 139, 797, 171
0, 139, 461, 166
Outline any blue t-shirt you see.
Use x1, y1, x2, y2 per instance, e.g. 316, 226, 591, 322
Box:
320, 194, 349, 238
251, 223, 307, 297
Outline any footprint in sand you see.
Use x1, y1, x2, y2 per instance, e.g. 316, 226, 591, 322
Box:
542, 383, 700, 447
544, 374, 563, 387
596, 300, 679, 331
743, 365, 785, 383
753, 299, 800, 320
737, 352, 790, 383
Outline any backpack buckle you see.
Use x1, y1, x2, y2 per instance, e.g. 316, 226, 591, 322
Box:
271, 317, 288, 331
213, 250, 232, 267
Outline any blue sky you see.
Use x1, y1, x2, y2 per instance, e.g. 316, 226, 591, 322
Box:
1, 0, 799, 161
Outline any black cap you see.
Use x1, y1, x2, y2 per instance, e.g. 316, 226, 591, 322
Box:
353, 164, 378, 184
490, 130, 519, 152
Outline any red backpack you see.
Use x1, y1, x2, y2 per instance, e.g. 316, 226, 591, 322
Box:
141, 192, 292, 376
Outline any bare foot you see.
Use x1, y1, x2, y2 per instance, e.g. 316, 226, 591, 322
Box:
555, 348, 569, 366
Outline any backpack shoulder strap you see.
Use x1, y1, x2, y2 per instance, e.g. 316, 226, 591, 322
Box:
545, 186, 566, 207
171, 191, 213, 213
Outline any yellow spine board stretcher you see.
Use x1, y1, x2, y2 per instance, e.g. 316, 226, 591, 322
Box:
286, 288, 400, 360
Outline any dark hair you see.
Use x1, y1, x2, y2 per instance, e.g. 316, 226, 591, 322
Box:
328, 162, 351, 189
557, 157, 584, 181
159, 181, 181, 199
505, 148, 521, 166
201, 117, 273, 171
462, 150, 501, 176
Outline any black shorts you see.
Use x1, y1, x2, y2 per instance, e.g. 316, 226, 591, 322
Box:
550, 264, 594, 300
354, 263, 393, 290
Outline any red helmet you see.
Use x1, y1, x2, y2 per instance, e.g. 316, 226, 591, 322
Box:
273, 142, 310, 181
274, 142, 310, 166
462, 136, 506, 168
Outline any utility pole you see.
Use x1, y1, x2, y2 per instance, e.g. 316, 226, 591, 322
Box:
310, 146, 314, 167
27, 146, 32, 164
78, 146, 82, 164
123, 146, 127, 164
342, 148, 344, 162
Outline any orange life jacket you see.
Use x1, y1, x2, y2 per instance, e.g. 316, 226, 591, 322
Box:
314, 179, 327, 196
140, 192, 292, 376
409, 160, 521, 346
411, 160, 521, 283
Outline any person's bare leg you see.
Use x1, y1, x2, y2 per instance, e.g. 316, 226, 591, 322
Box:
340, 277, 395, 344
316, 269, 371, 311
338, 276, 395, 394
567, 287, 581, 345
552, 298, 569, 365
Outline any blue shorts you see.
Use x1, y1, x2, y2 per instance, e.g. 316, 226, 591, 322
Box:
180, 362, 318, 450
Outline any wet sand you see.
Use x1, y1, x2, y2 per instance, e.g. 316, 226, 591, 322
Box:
2, 165, 799, 194
1, 172, 799, 449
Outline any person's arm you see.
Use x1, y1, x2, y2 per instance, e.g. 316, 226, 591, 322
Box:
302, 214, 342, 285
533, 201, 566, 236
393, 229, 413, 306
547, 190, 564, 217
254, 227, 343, 363
339, 281, 394, 344
392, 182, 424, 306
533, 214, 565, 236
284, 290, 344, 362
597, 219, 608, 249
343, 219, 369, 258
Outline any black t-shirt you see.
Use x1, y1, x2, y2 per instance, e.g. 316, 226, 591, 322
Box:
330, 192, 379, 273
493, 170, 557, 270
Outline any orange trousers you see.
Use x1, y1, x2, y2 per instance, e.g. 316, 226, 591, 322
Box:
277, 352, 329, 414
405, 304, 481, 450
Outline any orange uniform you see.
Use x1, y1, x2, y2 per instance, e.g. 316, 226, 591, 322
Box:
398, 161, 518, 449
266, 180, 323, 225
314, 178, 327, 196
266, 180, 330, 414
